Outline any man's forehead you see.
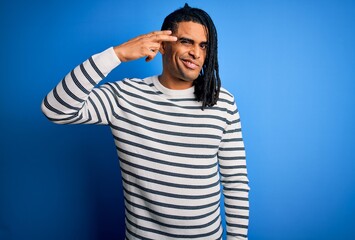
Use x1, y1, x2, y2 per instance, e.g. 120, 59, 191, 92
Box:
174, 21, 208, 41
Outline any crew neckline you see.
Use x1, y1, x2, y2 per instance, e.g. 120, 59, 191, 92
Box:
152, 76, 195, 98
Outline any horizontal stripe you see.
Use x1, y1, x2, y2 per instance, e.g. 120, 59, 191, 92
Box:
79, 63, 97, 86
221, 180, 249, 185
219, 147, 245, 151
43, 106, 81, 122
89, 56, 105, 79
112, 125, 218, 149
123, 188, 220, 210
218, 156, 246, 161
221, 137, 243, 143
122, 176, 220, 200
220, 172, 248, 178
125, 215, 222, 239
227, 232, 248, 238
224, 195, 249, 201
91, 89, 109, 123
226, 222, 248, 229
223, 188, 250, 193
120, 157, 217, 180
129, 79, 155, 87
87, 97, 101, 123
121, 167, 220, 189
168, 97, 196, 102
225, 213, 249, 220
125, 206, 220, 229
217, 97, 234, 105
219, 89, 233, 98
224, 203, 250, 210
229, 118, 241, 125
219, 165, 247, 170
43, 96, 65, 115
116, 136, 217, 159
126, 227, 154, 240
62, 77, 84, 103
122, 80, 159, 95
71, 70, 89, 94
124, 195, 220, 221
118, 148, 218, 170
53, 87, 79, 110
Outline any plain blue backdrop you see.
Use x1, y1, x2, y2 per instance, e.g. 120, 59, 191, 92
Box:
1, 0, 355, 239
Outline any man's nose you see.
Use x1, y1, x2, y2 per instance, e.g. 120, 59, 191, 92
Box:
189, 45, 201, 59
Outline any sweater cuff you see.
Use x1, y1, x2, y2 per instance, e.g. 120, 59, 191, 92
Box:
91, 47, 121, 77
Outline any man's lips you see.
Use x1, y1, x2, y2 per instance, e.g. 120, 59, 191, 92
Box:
181, 59, 199, 70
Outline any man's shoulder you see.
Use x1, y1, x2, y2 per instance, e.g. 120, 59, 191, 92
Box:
119, 76, 154, 85
218, 86, 236, 106
110, 76, 157, 94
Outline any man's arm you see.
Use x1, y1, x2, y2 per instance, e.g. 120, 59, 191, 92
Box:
41, 31, 177, 125
218, 99, 250, 239
41, 47, 121, 125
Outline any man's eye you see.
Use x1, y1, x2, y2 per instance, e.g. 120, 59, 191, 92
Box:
200, 44, 208, 50
180, 39, 191, 44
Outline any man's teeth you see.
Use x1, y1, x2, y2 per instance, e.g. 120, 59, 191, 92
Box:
184, 60, 197, 68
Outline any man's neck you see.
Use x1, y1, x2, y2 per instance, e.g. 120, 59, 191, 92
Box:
158, 74, 193, 90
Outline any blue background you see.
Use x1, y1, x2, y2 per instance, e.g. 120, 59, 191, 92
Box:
1, 0, 355, 239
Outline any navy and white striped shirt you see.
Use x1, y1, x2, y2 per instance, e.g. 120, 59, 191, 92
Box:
42, 47, 250, 239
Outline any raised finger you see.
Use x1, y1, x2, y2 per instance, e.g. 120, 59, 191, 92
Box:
151, 34, 177, 42
135, 30, 169, 40
148, 30, 173, 36
149, 42, 161, 50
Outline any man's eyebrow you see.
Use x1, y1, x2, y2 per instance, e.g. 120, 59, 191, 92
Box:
177, 37, 208, 45
178, 37, 194, 43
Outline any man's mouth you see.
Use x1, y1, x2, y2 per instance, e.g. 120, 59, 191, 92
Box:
181, 59, 199, 70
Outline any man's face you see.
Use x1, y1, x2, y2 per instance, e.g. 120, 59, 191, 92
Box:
161, 21, 208, 84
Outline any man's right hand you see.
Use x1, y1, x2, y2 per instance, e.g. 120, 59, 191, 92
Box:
113, 30, 177, 62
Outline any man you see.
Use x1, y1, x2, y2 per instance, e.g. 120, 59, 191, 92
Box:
42, 4, 249, 240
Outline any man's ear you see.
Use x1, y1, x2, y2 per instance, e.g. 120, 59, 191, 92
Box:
159, 42, 166, 54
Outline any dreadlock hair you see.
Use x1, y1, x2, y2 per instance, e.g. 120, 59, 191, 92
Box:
161, 3, 221, 110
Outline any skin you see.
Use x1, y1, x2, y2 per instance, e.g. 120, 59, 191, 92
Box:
114, 21, 208, 90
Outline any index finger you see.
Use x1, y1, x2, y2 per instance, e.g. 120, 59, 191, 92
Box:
149, 30, 173, 36
152, 33, 178, 42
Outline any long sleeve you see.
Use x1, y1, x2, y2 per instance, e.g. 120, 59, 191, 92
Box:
218, 99, 250, 239
41, 47, 121, 125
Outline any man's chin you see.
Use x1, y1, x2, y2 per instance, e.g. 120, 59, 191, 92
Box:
179, 78, 197, 83
179, 73, 200, 82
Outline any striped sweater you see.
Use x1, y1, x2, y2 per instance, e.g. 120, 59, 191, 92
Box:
41, 47, 250, 239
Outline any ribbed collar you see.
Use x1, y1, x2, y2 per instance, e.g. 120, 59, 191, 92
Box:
152, 76, 195, 98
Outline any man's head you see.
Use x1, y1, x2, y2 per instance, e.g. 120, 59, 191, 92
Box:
161, 3, 220, 109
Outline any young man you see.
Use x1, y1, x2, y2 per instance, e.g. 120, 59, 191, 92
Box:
42, 4, 250, 240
